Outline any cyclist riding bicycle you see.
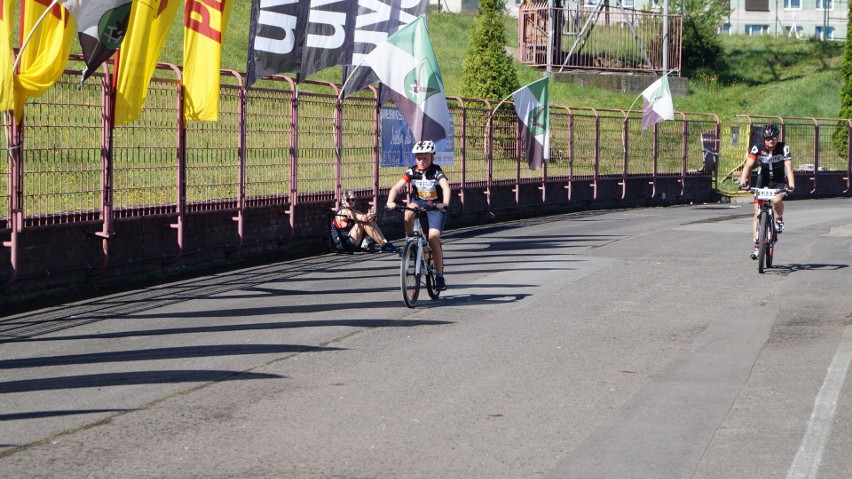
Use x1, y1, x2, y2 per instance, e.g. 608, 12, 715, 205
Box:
386, 140, 451, 291
738, 122, 796, 260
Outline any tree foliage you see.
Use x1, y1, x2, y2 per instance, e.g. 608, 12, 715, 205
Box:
680, 0, 729, 76
833, 2, 852, 157
461, 0, 519, 100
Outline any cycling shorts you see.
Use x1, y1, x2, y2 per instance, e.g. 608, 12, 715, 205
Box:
755, 179, 787, 190
410, 199, 446, 233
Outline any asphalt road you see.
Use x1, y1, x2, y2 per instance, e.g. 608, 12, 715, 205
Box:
1, 198, 851, 478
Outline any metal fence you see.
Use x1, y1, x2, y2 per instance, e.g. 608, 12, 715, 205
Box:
2, 57, 719, 229
519, 2, 683, 75
4, 56, 852, 289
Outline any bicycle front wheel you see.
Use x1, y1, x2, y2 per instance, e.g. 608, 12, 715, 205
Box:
766, 219, 775, 268
425, 255, 440, 299
401, 240, 421, 308
758, 211, 768, 274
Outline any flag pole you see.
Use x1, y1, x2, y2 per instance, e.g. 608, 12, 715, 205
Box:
484, 92, 514, 156
485, 78, 545, 154
12, 0, 63, 74
338, 62, 364, 101
628, 70, 675, 113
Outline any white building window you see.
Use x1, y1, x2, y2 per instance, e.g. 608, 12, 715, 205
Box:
816, 0, 833, 10
815, 26, 835, 39
783, 0, 801, 9
745, 24, 769, 35
719, 23, 732, 34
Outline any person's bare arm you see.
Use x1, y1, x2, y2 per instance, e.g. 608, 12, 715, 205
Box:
386, 179, 407, 209
739, 157, 756, 187
438, 177, 451, 210
784, 160, 796, 190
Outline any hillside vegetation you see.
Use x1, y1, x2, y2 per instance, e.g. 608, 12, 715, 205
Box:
152, 7, 844, 122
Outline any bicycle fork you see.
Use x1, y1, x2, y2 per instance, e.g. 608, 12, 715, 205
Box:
415, 237, 424, 276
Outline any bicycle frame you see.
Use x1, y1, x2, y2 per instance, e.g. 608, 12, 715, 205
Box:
409, 209, 428, 276
395, 204, 441, 308
750, 187, 785, 273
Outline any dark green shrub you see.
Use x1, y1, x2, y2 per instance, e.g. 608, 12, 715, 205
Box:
681, 0, 728, 76
833, 2, 852, 158
461, 0, 519, 100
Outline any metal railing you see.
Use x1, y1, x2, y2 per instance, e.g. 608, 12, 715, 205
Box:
728, 115, 852, 194
519, 2, 683, 75
4, 55, 852, 288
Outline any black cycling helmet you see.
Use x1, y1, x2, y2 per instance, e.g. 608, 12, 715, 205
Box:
761, 123, 780, 140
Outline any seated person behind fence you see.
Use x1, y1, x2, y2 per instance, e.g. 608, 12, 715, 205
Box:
333, 191, 399, 253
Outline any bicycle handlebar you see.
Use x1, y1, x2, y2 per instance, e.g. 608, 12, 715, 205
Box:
749, 187, 788, 201
386, 203, 443, 212
748, 187, 786, 194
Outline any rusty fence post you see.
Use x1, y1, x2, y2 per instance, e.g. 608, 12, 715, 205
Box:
90, 65, 116, 275
2, 113, 22, 289
223, 70, 246, 255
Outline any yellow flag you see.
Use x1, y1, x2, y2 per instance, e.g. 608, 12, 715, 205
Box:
183, 0, 232, 122
0, 0, 14, 112
13, 0, 76, 121
115, 0, 180, 126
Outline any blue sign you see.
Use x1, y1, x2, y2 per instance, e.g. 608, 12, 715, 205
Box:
380, 107, 454, 167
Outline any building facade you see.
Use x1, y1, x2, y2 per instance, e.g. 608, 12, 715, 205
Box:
725, 0, 848, 40
431, 0, 524, 16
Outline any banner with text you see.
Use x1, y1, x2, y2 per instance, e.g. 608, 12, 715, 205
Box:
380, 107, 453, 167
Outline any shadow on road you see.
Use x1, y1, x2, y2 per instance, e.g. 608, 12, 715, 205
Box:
763, 263, 849, 276
0, 409, 130, 422
0, 370, 282, 394
4, 319, 452, 343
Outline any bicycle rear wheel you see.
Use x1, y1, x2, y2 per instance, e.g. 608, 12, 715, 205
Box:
401, 240, 420, 308
758, 211, 768, 274
425, 255, 440, 299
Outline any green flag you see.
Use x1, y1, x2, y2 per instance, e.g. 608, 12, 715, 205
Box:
641, 73, 674, 130
342, 15, 450, 142
512, 76, 550, 170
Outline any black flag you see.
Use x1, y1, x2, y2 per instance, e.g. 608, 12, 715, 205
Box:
246, 0, 309, 87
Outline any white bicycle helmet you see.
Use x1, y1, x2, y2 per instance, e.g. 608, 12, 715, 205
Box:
411, 140, 436, 155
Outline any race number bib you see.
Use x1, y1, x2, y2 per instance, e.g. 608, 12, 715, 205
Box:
413, 179, 438, 201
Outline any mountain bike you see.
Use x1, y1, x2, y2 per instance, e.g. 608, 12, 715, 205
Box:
389, 204, 441, 308
750, 187, 786, 274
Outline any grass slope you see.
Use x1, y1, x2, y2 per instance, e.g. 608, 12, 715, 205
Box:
197, 7, 843, 121
16, 5, 844, 121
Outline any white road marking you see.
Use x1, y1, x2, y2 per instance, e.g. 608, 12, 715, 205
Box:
787, 326, 852, 479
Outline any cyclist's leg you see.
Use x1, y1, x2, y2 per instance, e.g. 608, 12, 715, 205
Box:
403, 209, 416, 237
770, 181, 787, 232
772, 193, 785, 217
428, 229, 443, 274
426, 209, 447, 275
404, 199, 428, 238
751, 200, 759, 241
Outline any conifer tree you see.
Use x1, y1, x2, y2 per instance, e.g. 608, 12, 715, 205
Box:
461, 0, 519, 100
833, 3, 852, 157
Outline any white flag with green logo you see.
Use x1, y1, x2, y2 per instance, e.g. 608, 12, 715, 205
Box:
512, 76, 550, 170
342, 15, 450, 142
61, 0, 132, 83
641, 73, 674, 130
